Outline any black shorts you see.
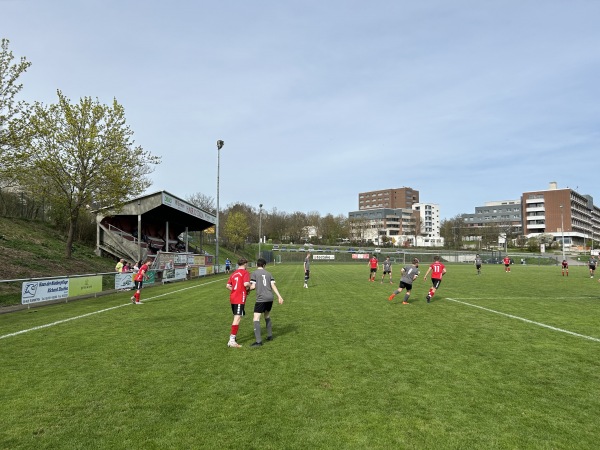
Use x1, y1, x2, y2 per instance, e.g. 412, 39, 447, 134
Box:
134, 280, 144, 290
589, 265, 596, 271
504, 264, 510, 268
231, 304, 246, 316
383, 270, 391, 275
399, 281, 413, 291
370, 268, 377, 274
304, 270, 310, 280
254, 301, 273, 314
476, 264, 481, 269
431, 278, 442, 289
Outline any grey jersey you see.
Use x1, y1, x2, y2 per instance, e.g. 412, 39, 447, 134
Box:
400, 265, 419, 284
250, 268, 275, 303
475, 256, 482, 266
304, 257, 310, 271
589, 258, 597, 268
383, 260, 392, 272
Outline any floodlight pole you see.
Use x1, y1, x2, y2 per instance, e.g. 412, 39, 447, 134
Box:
216, 140, 224, 273
137, 199, 142, 263
258, 204, 263, 259
560, 204, 565, 261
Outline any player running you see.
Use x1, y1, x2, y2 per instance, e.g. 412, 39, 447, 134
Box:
588, 256, 597, 278
388, 258, 419, 305
423, 255, 446, 303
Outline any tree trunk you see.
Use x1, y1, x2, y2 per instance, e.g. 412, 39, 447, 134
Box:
65, 214, 78, 258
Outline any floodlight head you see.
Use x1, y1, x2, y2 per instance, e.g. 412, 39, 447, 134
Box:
216, 140, 224, 150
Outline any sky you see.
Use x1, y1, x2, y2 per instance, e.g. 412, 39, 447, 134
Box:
2, 0, 600, 220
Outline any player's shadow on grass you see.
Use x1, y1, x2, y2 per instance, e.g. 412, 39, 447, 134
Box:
268, 322, 297, 340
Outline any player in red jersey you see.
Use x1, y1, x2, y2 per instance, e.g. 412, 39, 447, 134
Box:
226, 258, 251, 348
130, 257, 152, 304
561, 259, 569, 276
368, 254, 378, 282
423, 255, 446, 303
503, 256, 511, 272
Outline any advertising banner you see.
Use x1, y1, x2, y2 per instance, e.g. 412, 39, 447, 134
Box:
115, 271, 156, 290
163, 268, 187, 282
313, 255, 335, 260
115, 273, 136, 290
69, 276, 102, 297
22, 278, 69, 305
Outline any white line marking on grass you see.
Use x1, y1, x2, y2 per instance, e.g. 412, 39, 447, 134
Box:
0, 279, 223, 341
0, 304, 128, 340
447, 298, 600, 343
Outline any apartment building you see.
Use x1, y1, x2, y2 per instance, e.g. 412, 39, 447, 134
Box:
358, 187, 419, 210
462, 200, 522, 233
522, 182, 600, 247
350, 188, 442, 247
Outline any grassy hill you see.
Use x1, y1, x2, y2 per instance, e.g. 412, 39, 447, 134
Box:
0, 216, 255, 308
0, 217, 115, 281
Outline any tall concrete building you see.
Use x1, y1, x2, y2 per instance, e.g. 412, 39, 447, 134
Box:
522, 182, 600, 248
358, 187, 419, 210
413, 203, 442, 246
350, 188, 443, 247
462, 200, 522, 234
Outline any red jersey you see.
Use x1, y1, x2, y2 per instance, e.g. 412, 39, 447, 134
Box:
503, 257, 510, 265
369, 257, 378, 269
134, 263, 149, 282
227, 268, 250, 305
562, 260, 568, 268
428, 261, 445, 280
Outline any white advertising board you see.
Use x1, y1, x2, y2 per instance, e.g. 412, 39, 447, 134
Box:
22, 279, 69, 305
313, 254, 335, 260
115, 273, 135, 290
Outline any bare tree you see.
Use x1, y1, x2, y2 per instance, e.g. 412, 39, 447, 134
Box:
186, 192, 215, 214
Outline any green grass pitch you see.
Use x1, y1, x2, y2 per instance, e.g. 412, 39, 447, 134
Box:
1, 262, 599, 449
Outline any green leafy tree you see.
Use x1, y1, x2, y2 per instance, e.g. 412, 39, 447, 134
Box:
320, 213, 347, 245
13, 90, 161, 257
263, 207, 287, 243
440, 215, 465, 249
286, 211, 306, 244
527, 236, 540, 252
223, 211, 250, 253
0, 38, 31, 186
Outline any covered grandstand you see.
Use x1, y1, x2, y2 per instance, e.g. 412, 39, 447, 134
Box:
94, 191, 216, 265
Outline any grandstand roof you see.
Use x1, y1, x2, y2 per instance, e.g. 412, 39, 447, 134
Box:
95, 190, 216, 233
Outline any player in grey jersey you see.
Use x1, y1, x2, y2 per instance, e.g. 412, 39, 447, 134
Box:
475, 254, 482, 275
381, 256, 393, 284
249, 258, 284, 347
388, 258, 420, 304
303, 252, 311, 288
